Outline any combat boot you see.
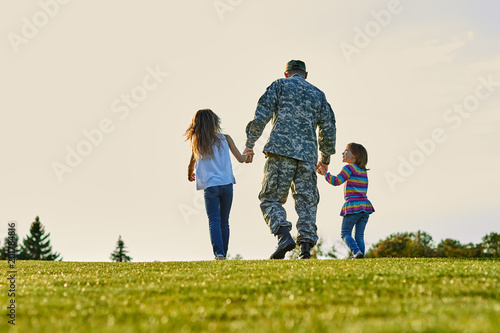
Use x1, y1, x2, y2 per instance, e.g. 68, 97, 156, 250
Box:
299, 242, 312, 259
270, 226, 296, 259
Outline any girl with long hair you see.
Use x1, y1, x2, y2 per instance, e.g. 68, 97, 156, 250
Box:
185, 109, 251, 260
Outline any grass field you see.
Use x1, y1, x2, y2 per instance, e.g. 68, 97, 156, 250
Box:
1, 259, 499, 332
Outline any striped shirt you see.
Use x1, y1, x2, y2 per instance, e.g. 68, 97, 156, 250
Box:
325, 164, 374, 216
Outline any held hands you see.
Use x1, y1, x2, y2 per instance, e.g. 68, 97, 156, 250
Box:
243, 147, 255, 163
316, 162, 328, 176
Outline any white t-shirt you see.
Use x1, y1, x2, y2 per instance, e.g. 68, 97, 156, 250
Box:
195, 134, 236, 190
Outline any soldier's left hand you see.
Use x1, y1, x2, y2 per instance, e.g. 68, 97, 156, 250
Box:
243, 148, 254, 163
316, 162, 327, 175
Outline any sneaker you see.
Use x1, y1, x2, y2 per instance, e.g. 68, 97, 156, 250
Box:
350, 251, 363, 259
216, 255, 225, 260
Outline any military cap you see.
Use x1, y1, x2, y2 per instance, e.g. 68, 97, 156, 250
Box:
285, 60, 307, 72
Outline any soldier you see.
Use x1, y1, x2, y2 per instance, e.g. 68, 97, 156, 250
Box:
244, 60, 336, 259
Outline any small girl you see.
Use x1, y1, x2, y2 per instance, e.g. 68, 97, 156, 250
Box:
318, 143, 374, 259
185, 109, 251, 260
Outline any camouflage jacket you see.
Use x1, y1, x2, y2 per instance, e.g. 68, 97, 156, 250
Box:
246, 74, 336, 164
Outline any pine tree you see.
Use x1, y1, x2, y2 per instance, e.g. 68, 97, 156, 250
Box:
20, 216, 62, 260
110, 236, 132, 262
0, 233, 22, 260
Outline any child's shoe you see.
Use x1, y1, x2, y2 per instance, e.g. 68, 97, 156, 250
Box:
350, 251, 363, 259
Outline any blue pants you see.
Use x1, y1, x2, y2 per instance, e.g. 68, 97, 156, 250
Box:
341, 212, 369, 256
204, 184, 233, 258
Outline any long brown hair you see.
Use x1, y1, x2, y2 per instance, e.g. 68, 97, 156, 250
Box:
184, 109, 222, 160
347, 142, 369, 171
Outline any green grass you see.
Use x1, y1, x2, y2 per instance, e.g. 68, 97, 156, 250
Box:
1, 259, 499, 332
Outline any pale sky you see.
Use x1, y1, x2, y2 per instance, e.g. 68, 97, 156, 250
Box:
1, 1, 499, 261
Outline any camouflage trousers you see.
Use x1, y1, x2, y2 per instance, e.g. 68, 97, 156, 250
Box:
259, 153, 319, 245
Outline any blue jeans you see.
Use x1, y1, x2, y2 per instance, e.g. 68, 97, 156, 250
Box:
341, 212, 369, 256
204, 184, 233, 258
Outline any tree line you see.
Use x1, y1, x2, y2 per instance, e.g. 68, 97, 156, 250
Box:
267, 231, 499, 260
1, 216, 132, 262
2, 217, 497, 260
0, 216, 61, 260
365, 230, 500, 258
277, 231, 499, 260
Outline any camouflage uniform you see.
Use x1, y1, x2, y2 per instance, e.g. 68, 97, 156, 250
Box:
246, 73, 336, 246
